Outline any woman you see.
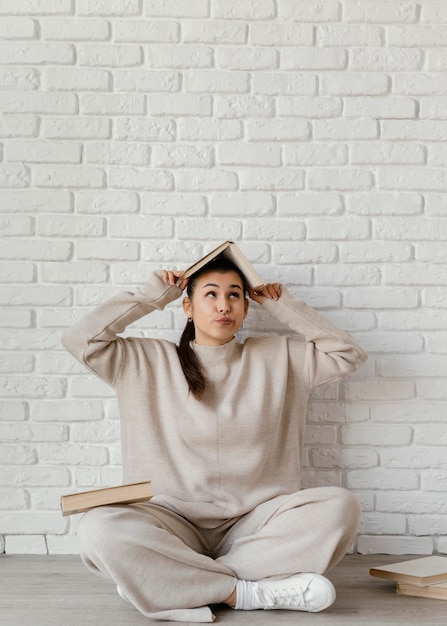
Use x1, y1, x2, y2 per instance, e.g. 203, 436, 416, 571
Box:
62, 255, 367, 622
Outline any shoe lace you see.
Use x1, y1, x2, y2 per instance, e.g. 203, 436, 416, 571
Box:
255, 580, 310, 609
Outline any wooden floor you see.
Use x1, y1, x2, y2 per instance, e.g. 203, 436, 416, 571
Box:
1, 554, 445, 625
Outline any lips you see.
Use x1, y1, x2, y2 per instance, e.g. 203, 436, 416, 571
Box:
215, 318, 232, 325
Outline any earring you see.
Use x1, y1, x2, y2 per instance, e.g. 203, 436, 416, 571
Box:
188, 317, 193, 323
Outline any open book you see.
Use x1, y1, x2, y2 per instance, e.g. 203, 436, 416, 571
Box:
60, 481, 153, 516
178, 241, 265, 291
370, 556, 447, 587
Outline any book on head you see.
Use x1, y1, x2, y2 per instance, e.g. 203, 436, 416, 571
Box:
370, 556, 447, 587
177, 241, 265, 291
60, 481, 153, 517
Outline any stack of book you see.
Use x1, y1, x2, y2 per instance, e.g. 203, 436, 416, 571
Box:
370, 556, 447, 600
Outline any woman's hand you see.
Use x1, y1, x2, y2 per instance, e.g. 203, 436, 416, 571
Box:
249, 283, 281, 304
161, 269, 189, 291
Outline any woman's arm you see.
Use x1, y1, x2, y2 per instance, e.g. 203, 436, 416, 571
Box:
256, 284, 367, 389
61, 271, 183, 386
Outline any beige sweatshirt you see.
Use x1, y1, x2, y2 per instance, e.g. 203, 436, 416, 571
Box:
62, 271, 367, 528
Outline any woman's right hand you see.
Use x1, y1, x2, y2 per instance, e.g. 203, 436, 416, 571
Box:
161, 269, 189, 291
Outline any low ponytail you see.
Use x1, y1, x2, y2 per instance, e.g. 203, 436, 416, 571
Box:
176, 319, 206, 400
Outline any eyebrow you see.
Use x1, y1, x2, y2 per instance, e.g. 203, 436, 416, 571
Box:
202, 283, 242, 290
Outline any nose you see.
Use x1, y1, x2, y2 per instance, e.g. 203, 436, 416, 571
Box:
218, 299, 230, 313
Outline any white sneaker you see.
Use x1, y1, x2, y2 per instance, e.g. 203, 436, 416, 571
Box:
254, 573, 336, 612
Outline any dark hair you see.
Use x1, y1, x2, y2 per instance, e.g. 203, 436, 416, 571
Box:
176, 256, 248, 400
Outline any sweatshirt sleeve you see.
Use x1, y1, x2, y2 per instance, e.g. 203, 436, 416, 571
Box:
61, 271, 182, 386
261, 286, 368, 390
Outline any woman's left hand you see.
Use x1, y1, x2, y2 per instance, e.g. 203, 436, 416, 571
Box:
249, 283, 281, 304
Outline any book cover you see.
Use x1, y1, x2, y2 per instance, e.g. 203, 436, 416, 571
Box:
397, 580, 447, 600
178, 241, 265, 291
370, 556, 447, 587
60, 481, 153, 516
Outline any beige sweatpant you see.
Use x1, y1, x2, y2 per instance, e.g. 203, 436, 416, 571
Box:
78, 486, 361, 622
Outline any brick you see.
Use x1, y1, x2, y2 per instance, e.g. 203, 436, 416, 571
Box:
142, 194, 206, 216
344, 1, 417, 23
109, 167, 173, 191
0, 42, 74, 64
44, 117, 111, 140
347, 192, 422, 215
77, 0, 140, 16
308, 168, 373, 191
282, 47, 346, 70
426, 193, 447, 215
304, 425, 337, 445
0, 0, 71, 15
250, 23, 313, 46
176, 219, 241, 241
422, 2, 447, 23
409, 515, 447, 536
37, 352, 85, 375
0, 115, 37, 138
213, 0, 275, 20
254, 73, 317, 96
342, 380, 415, 401
215, 95, 274, 118
115, 118, 175, 142
42, 18, 110, 41
217, 47, 278, 71
34, 166, 105, 189
383, 120, 447, 141
0, 17, 37, 38
315, 118, 378, 140
0, 241, 71, 261
415, 426, 447, 446
45, 67, 111, 91
46, 535, 79, 555
210, 193, 274, 217
316, 265, 380, 286
0, 353, 33, 375
426, 49, 447, 72
244, 219, 305, 241
0, 190, 72, 213
0, 375, 66, 399
274, 242, 337, 264
142, 241, 202, 264
37, 215, 105, 238
33, 400, 104, 422
317, 24, 383, 46
385, 264, 447, 286
278, 96, 341, 117
310, 447, 378, 469
76, 239, 139, 261
419, 96, 447, 119
0, 91, 77, 114
85, 142, 150, 166
377, 492, 447, 515
379, 310, 447, 331
0, 445, 37, 465
218, 143, 280, 167
0, 465, 69, 487
360, 513, 407, 535
80, 93, 145, 115
185, 70, 249, 94
239, 167, 304, 191
0, 401, 27, 420
352, 143, 425, 165
345, 287, 418, 309
373, 402, 446, 424
1, 512, 67, 535
0, 262, 35, 282
308, 217, 370, 240
320, 73, 389, 96
153, 145, 213, 168
177, 119, 242, 141
148, 94, 212, 116
381, 447, 447, 469
78, 44, 143, 67
114, 69, 179, 92
246, 119, 309, 141
71, 422, 120, 444
284, 143, 348, 166
175, 168, 237, 191
0, 488, 28, 509
347, 469, 419, 490
375, 217, 447, 241
344, 96, 417, 119
5, 141, 82, 164
388, 25, 447, 46
279, 192, 343, 216
279, 0, 340, 22
0, 67, 39, 90
115, 20, 179, 43
340, 242, 412, 263
144, 0, 209, 18
0, 164, 30, 188
395, 73, 447, 95
2, 329, 60, 351
0, 216, 34, 237
417, 243, 447, 262
429, 145, 447, 166
0, 424, 68, 442
5, 535, 48, 555
185, 20, 245, 44
39, 444, 108, 466
108, 215, 173, 239
357, 536, 433, 555
341, 424, 413, 446
148, 44, 212, 69
379, 355, 447, 377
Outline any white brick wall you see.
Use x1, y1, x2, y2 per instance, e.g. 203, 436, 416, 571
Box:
0, 0, 446, 556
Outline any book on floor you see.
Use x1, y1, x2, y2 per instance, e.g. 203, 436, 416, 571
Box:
397, 580, 447, 600
60, 481, 153, 516
369, 556, 447, 587
178, 241, 265, 291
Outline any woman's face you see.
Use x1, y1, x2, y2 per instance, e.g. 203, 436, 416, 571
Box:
183, 270, 248, 347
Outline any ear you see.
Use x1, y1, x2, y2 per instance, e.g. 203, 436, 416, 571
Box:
183, 297, 192, 318
244, 298, 249, 318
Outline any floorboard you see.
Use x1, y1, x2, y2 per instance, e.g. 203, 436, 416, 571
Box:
1, 554, 445, 625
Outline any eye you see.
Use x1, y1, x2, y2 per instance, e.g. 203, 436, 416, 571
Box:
230, 292, 241, 298
205, 291, 216, 298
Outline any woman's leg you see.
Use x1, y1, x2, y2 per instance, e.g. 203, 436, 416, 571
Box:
78, 502, 236, 622
216, 486, 361, 581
